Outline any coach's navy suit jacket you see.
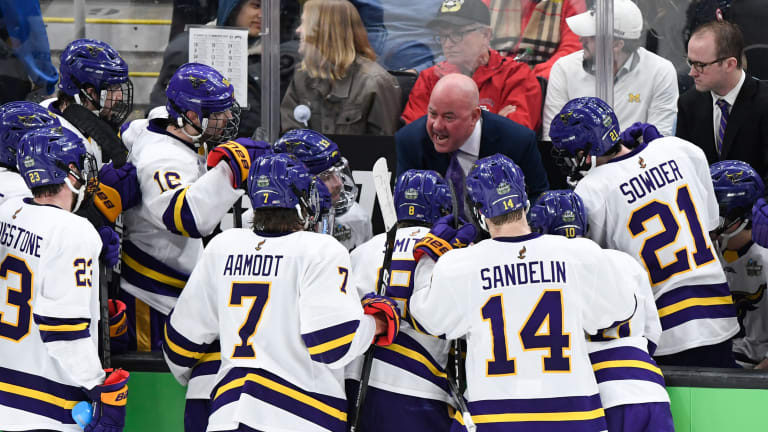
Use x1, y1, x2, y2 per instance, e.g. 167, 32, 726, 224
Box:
676, 74, 768, 178
395, 110, 549, 199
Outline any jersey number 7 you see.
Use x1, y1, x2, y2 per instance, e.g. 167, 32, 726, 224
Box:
229, 282, 271, 358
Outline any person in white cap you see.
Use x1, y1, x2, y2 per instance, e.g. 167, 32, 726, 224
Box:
542, 0, 678, 141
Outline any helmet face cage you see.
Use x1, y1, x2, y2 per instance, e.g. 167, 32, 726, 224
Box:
394, 169, 452, 224
0, 102, 61, 168
528, 190, 588, 238
317, 157, 358, 216
550, 97, 620, 181
710, 160, 765, 230
166, 63, 239, 144
466, 154, 529, 227
59, 39, 133, 125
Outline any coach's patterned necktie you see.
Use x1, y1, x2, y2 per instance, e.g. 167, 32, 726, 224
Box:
445, 151, 467, 219
716, 99, 730, 156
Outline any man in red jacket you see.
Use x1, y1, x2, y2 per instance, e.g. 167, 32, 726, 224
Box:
401, 0, 542, 132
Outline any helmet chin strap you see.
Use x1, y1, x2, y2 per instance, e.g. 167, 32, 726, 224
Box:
566, 156, 596, 187
718, 219, 749, 253
74, 91, 102, 117
64, 177, 86, 212
177, 115, 208, 147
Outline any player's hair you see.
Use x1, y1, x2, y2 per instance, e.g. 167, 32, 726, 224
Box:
31, 183, 66, 199
488, 208, 525, 225
300, 0, 376, 81
692, 20, 744, 68
619, 37, 641, 55
396, 220, 429, 229
56, 91, 79, 109
251, 208, 306, 233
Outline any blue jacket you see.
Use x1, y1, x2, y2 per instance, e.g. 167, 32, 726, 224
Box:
0, 0, 58, 93
395, 110, 549, 200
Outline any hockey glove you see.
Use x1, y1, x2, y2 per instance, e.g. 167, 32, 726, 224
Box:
361, 293, 401, 346
95, 162, 141, 222
98, 226, 120, 268
206, 138, 271, 189
752, 197, 768, 248
619, 122, 662, 148
413, 215, 476, 262
109, 300, 129, 355
85, 368, 129, 432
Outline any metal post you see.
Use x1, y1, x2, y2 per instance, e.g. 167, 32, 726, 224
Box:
74, 0, 86, 39
594, 0, 614, 106
260, 0, 281, 143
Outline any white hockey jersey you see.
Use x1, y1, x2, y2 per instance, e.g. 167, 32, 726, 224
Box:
334, 202, 373, 251
0, 197, 104, 431
163, 229, 376, 432
120, 119, 242, 315
576, 137, 738, 356
587, 249, 668, 409
347, 227, 452, 403
721, 243, 768, 364
40, 98, 103, 167
411, 233, 636, 431
0, 168, 31, 206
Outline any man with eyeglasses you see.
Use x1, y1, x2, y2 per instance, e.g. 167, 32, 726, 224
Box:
542, 0, 678, 143
401, 0, 543, 133
676, 20, 768, 179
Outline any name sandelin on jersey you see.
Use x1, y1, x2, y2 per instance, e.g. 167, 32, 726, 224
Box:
347, 226, 452, 403
722, 243, 768, 364
164, 229, 374, 432
575, 137, 738, 356
411, 233, 636, 431
587, 249, 669, 409
0, 197, 103, 431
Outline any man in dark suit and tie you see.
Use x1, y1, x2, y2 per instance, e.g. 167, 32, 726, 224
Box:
395, 73, 549, 216
676, 20, 768, 178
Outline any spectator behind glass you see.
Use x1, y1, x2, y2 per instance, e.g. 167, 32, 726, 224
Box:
280, 0, 401, 135
542, 0, 678, 140
349, 0, 445, 72
149, 0, 301, 138
0, 0, 58, 103
401, 0, 542, 132
485, 0, 586, 79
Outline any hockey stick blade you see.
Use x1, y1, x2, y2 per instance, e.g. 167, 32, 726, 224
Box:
372, 158, 397, 232
350, 158, 398, 431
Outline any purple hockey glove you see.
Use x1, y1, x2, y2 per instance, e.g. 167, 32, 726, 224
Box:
620, 122, 663, 148
413, 215, 476, 262
207, 138, 271, 189
752, 197, 768, 248
98, 226, 120, 268
85, 368, 129, 432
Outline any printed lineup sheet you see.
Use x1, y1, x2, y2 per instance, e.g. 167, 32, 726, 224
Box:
189, 26, 249, 107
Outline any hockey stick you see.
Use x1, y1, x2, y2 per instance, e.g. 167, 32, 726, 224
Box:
349, 157, 397, 432
445, 182, 476, 432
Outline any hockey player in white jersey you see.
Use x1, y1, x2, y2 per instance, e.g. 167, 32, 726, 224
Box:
121, 62, 269, 431
273, 129, 373, 250
346, 169, 456, 431
163, 153, 400, 432
528, 189, 673, 432
710, 160, 768, 369
410, 154, 636, 431
0, 101, 61, 205
0, 126, 129, 432
550, 96, 739, 367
